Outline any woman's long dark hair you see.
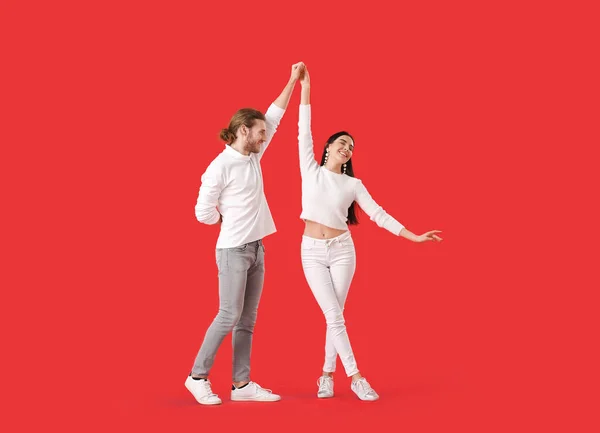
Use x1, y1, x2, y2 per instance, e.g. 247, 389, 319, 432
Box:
319, 131, 359, 225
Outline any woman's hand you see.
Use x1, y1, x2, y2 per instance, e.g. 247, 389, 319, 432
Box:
400, 228, 443, 242
300, 65, 310, 87
415, 230, 443, 242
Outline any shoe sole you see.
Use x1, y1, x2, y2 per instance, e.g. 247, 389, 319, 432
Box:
318, 394, 334, 398
354, 395, 379, 401
195, 399, 222, 405
230, 396, 281, 402
351, 390, 379, 401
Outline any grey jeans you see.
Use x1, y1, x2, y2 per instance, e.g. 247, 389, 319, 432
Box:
191, 239, 265, 382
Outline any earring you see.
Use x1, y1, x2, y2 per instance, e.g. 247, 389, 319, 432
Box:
324, 149, 329, 165
343, 163, 347, 174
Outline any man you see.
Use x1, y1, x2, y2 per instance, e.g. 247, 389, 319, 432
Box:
186, 62, 304, 405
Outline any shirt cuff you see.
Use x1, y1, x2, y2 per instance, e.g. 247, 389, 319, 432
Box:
267, 103, 285, 120
387, 219, 405, 236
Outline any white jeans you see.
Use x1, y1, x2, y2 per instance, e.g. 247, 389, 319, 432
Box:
301, 231, 358, 377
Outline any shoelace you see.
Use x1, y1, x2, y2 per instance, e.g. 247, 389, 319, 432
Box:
202, 380, 217, 397
251, 382, 273, 395
317, 377, 333, 392
355, 379, 377, 397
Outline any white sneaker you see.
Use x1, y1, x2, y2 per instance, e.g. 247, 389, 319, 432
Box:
185, 376, 222, 405
317, 376, 334, 398
230, 381, 281, 402
351, 377, 379, 401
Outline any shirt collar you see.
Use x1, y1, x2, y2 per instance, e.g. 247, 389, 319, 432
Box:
223, 144, 252, 160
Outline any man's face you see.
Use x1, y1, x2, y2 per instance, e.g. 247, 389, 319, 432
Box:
244, 120, 267, 154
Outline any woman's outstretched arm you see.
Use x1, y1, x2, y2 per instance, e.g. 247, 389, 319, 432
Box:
298, 66, 318, 174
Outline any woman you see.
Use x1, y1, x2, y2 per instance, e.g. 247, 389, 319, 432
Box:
297, 65, 442, 401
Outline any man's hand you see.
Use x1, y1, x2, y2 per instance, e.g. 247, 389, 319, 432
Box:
274, 62, 304, 110
291, 62, 305, 82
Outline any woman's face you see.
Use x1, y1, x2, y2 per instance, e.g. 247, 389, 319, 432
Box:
327, 135, 354, 164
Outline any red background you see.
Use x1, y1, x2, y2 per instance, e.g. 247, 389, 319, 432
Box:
2, 1, 599, 432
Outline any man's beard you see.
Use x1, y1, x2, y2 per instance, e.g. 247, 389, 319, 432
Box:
244, 135, 261, 154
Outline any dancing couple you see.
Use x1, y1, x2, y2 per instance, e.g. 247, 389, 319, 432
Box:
186, 62, 442, 405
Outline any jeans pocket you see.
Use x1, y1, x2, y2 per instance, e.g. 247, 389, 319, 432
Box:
301, 240, 314, 251
231, 244, 248, 253
257, 245, 266, 268
216, 249, 227, 274
339, 238, 354, 249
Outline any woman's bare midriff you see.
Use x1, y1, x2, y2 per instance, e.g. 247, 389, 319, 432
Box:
303, 219, 348, 239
